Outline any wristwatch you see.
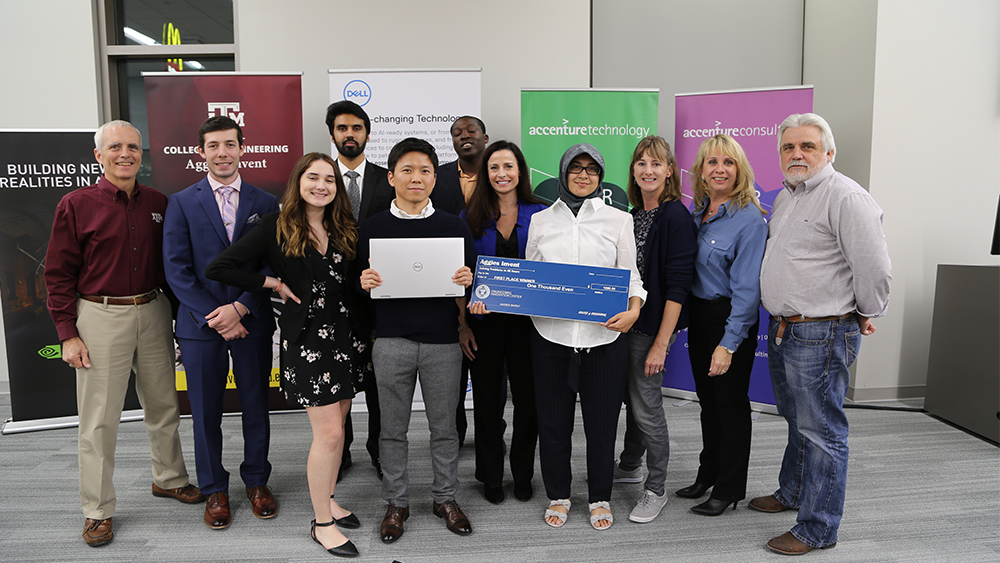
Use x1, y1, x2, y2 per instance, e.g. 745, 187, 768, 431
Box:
721, 345, 735, 354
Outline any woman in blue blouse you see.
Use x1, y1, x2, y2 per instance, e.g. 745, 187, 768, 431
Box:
678, 134, 767, 516
614, 136, 697, 523
460, 140, 547, 504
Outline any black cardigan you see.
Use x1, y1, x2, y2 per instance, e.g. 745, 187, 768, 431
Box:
205, 213, 370, 344
632, 199, 698, 336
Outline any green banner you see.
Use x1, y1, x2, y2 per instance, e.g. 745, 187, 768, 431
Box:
521, 89, 659, 211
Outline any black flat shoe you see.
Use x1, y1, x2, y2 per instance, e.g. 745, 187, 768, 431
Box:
329, 495, 360, 528
311, 519, 359, 558
690, 498, 738, 516
513, 481, 534, 501
484, 485, 505, 504
675, 482, 711, 499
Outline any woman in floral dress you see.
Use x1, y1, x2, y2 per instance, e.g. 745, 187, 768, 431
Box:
207, 152, 368, 558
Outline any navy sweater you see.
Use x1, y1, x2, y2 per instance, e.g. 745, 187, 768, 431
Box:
357, 209, 476, 343
632, 200, 698, 336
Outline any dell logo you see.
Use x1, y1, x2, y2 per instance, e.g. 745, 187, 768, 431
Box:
343, 80, 371, 106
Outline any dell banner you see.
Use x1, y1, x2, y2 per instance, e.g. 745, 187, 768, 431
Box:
0, 130, 149, 432
520, 89, 659, 211
667, 86, 813, 409
144, 72, 303, 197
328, 69, 482, 168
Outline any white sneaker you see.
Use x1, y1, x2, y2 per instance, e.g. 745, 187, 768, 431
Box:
629, 489, 667, 523
612, 463, 643, 484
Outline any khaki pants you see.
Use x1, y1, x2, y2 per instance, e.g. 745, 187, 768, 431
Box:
75, 294, 189, 519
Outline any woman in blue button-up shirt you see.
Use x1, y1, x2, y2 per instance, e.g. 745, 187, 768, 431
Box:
460, 140, 547, 505
678, 134, 767, 517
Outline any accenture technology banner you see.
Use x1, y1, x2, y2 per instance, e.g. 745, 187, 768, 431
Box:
667, 86, 813, 408
144, 72, 303, 197
328, 69, 481, 167
0, 130, 148, 431
521, 89, 659, 211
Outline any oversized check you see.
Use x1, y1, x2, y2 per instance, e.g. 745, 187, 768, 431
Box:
471, 257, 629, 323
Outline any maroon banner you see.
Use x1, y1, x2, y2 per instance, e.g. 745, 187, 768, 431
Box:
144, 73, 303, 197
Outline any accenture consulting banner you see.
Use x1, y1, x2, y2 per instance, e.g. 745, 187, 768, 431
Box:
145, 73, 304, 413
0, 130, 147, 432
666, 86, 813, 409
521, 89, 659, 211
328, 69, 481, 167
144, 72, 303, 197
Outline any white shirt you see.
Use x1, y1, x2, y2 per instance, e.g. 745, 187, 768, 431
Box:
526, 197, 646, 349
390, 198, 435, 219
207, 173, 242, 215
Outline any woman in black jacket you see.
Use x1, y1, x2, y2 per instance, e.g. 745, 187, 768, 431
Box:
614, 136, 697, 523
206, 152, 366, 558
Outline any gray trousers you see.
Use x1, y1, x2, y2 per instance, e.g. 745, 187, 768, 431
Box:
620, 332, 672, 496
373, 337, 463, 507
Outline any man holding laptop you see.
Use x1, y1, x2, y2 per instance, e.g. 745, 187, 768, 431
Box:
357, 137, 476, 543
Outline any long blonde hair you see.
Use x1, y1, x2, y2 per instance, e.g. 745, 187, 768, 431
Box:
276, 153, 358, 259
690, 134, 765, 215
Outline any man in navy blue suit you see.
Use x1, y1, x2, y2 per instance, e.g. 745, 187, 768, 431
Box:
163, 116, 280, 530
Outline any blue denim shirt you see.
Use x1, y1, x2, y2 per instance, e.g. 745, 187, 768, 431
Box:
691, 198, 768, 351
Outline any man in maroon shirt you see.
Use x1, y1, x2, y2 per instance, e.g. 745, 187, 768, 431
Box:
45, 120, 203, 547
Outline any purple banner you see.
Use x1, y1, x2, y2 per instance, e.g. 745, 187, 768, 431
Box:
669, 86, 813, 407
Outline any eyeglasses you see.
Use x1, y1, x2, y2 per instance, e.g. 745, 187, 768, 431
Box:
567, 163, 601, 176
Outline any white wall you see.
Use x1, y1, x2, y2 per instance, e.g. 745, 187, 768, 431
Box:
806, 0, 1000, 399
592, 0, 804, 147
0, 1, 102, 128
235, 0, 591, 152
803, 0, 876, 190
859, 0, 1000, 398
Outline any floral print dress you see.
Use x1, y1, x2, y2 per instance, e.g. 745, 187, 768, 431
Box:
280, 245, 366, 407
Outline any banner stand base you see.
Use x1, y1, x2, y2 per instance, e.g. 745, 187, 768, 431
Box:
661, 387, 778, 415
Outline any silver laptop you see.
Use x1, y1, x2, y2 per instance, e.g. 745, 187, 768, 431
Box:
369, 237, 465, 299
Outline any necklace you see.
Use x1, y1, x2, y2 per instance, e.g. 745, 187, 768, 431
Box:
500, 205, 517, 216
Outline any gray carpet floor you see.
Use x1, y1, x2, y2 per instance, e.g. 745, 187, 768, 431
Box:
0, 392, 997, 562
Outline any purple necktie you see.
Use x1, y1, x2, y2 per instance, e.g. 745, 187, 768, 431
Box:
220, 186, 237, 242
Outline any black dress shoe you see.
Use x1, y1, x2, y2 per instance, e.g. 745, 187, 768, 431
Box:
484, 485, 505, 504
690, 497, 738, 516
337, 454, 353, 483
513, 481, 534, 501
311, 519, 359, 558
372, 458, 383, 481
675, 482, 711, 499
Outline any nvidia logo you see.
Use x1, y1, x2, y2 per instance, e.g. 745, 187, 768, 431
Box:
38, 345, 61, 359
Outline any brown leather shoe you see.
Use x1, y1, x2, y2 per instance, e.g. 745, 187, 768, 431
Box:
82, 517, 113, 546
766, 531, 836, 555
204, 491, 231, 530
749, 494, 793, 513
380, 504, 409, 543
246, 485, 277, 519
432, 500, 472, 535
152, 482, 206, 504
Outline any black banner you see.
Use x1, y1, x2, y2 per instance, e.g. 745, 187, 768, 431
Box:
0, 130, 147, 426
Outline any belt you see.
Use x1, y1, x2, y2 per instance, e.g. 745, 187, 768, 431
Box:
772, 314, 855, 345
80, 290, 159, 306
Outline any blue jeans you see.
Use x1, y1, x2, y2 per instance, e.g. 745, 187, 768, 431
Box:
768, 316, 861, 548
